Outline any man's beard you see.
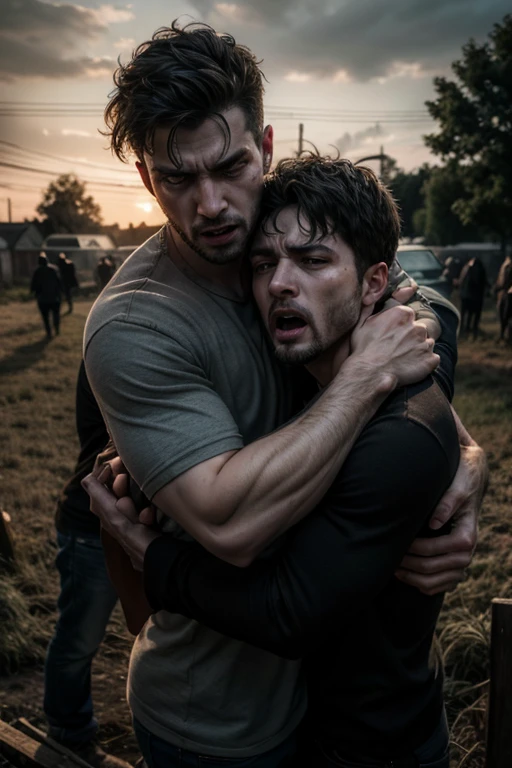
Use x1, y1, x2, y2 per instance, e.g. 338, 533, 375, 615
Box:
167, 210, 256, 266
273, 291, 362, 367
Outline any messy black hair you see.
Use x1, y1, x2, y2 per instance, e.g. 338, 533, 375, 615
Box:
259, 154, 400, 281
104, 20, 265, 164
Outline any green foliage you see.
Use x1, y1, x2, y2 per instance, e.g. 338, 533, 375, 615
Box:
422, 165, 483, 245
388, 164, 432, 239
37, 173, 103, 234
425, 15, 512, 248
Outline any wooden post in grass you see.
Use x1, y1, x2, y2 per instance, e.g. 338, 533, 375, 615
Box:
486, 598, 512, 768
0, 510, 15, 572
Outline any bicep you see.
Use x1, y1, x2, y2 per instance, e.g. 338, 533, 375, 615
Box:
84, 322, 244, 500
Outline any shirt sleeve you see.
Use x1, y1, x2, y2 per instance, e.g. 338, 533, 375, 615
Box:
84, 319, 244, 498
430, 301, 458, 402
143, 406, 458, 659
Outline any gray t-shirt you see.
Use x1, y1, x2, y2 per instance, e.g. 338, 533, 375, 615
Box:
84, 231, 306, 756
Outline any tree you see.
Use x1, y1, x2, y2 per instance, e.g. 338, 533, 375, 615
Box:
421, 165, 483, 245
388, 164, 432, 240
37, 174, 103, 233
425, 15, 512, 251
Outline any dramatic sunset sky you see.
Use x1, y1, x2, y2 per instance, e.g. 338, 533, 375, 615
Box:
1, 0, 509, 228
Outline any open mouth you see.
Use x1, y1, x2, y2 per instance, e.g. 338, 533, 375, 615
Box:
201, 225, 238, 242
272, 313, 309, 342
276, 315, 307, 331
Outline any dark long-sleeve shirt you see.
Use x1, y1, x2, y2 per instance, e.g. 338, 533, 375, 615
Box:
55, 361, 109, 536
143, 376, 459, 759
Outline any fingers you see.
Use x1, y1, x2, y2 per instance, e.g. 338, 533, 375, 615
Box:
395, 567, 466, 596
355, 302, 375, 329
112, 472, 130, 499
82, 474, 139, 527
115, 495, 140, 522
406, 527, 476, 557
429, 490, 465, 530
139, 506, 156, 525
399, 550, 473, 574
390, 286, 416, 305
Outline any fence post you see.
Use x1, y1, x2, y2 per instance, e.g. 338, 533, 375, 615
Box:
486, 597, 512, 768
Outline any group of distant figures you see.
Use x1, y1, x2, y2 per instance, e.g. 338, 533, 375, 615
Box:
442, 253, 512, 342
30, 249, 512, 343
30, 252, 117, 339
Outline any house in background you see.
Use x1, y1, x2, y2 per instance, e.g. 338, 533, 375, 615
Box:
0, 223, 44, 284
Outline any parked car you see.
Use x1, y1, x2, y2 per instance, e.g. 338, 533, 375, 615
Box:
396, 245, 450, 298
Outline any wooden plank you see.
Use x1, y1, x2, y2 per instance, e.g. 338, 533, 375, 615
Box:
0, 511, 15, 572
15, 720, 94, 768
486, 598, 512, 768
0, 720, 80, 768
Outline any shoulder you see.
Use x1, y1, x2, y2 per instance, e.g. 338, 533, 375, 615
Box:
345, 378, 459, 482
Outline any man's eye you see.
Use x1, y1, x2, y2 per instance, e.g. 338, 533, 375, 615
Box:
223, 162, 247, 178
162, 175, 187, 186
303, 258, 327, 266
252, 261, 275, 274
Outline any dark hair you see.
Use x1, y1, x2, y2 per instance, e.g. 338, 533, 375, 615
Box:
104, 20, 265, 163
259, 155, 400, 280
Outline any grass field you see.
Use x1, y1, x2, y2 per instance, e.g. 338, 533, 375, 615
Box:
0, 292, 511, 767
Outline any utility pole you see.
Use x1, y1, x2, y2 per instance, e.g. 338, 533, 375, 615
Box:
380, 145, 384, 178
298, 123, 304, 156
7, 197, 12, 223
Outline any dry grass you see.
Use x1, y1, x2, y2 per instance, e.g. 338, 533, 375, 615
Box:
0, 293, 511, 767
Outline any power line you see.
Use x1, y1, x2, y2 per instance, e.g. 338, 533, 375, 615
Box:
0, 100, 430, 114
0, 160, 142, 189
0, 139, 136, 175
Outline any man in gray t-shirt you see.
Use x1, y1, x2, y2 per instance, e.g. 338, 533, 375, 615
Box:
84, 21, 482, 768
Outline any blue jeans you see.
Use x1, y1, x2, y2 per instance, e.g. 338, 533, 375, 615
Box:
44, 532, 118, 744
133, 718, 298, 768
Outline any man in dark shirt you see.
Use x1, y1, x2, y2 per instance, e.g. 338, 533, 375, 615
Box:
44, 362, 130, 768
95, 157, 462, 767
30, 253, 62, 338
57, 252, 79, 314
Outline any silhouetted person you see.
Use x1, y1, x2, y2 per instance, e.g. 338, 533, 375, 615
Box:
494, 254, 512, 342
459, 257, 487, 339
30, 253, 62, 339
58, 252, 79, 313
441, 255, 462, 295
95, 256, 115, 289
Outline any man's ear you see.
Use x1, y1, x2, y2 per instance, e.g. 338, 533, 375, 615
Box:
136, 159, 155, 197
361, 262, 388, 306
262, 125, 274, 173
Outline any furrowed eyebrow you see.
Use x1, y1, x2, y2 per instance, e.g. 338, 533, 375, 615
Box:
210, 148, 250, 173
151, 149, 249, 177
151, 164, 188, 176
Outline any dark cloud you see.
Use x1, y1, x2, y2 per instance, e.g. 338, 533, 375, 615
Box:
191, 0, 511, 81
0, 0, 112, 81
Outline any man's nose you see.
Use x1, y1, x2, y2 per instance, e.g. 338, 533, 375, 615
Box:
195, 178, 228, 219
268, 261, 299, 297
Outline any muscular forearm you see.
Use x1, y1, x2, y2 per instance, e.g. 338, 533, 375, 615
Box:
147, 417, 456, 657
154, 356, 393, 566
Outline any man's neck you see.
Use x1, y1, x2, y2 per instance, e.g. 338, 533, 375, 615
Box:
305, 337, 351, 388
162, 225, 249, 301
